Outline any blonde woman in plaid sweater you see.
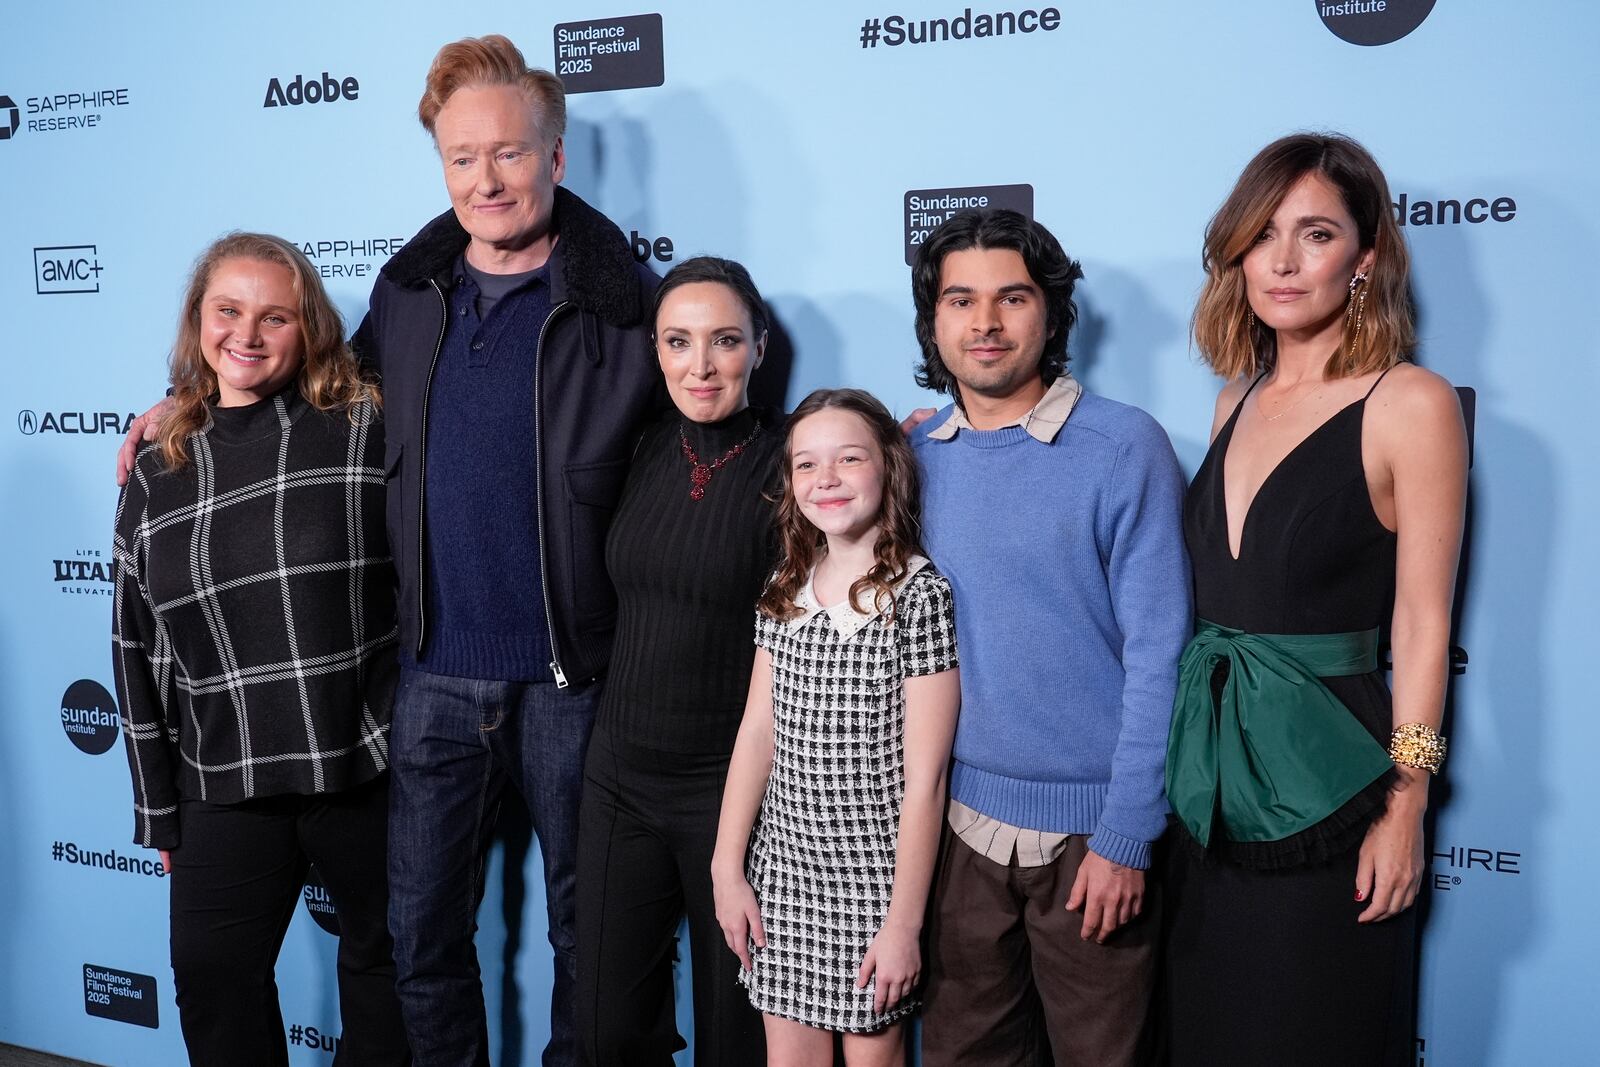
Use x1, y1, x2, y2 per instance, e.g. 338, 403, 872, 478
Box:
113, 233, 408, 1066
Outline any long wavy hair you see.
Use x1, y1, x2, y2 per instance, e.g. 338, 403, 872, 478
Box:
757, 389, 925, 623
1193, 131, 1415, 381
158, 232, 379, 471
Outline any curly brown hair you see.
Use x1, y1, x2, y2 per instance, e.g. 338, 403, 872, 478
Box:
158, 233, 379, 471
757, 389, 925, 623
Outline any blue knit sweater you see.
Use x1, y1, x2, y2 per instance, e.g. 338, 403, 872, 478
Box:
912, 390, 1191, 868
415, 261, 553, 680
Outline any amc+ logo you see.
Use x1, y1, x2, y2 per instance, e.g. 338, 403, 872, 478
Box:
34, 245, 103, 294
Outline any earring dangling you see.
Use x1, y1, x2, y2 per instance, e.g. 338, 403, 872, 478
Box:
1246, 307, 1255, 331
1345, 273, 1369, 357
1352, 284, 1368, 351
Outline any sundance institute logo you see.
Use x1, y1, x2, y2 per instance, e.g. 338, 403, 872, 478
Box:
61, 679, 120, 756
1316, 0, 1435, 45
302, 867, 341, 934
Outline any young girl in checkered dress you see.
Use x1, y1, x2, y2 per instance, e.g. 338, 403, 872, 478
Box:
713, 388, 960, 1064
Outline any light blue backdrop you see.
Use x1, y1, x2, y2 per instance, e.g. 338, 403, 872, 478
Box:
2, 2, 1595, 1063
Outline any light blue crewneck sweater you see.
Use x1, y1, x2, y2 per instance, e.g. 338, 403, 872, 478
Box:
912, 390, 1192, 869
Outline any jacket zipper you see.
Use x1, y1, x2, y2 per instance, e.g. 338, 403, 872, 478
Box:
414, 279, 448, 656
535, 300, 573, 687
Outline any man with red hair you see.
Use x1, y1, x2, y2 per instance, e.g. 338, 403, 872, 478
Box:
359, 35, 661, 1066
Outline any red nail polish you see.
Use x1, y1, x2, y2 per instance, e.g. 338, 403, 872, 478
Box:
1354, 889, 1365, 901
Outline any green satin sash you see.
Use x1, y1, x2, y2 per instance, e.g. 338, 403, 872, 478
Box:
1165, 620, 1393, 846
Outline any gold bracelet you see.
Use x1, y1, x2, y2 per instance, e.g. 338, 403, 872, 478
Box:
1389, 722, 1447, 775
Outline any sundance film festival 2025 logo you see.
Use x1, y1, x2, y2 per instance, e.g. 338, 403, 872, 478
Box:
55, 547, 115, 598
17, 409, 135, 436
264, 72, 360, 107
0, 88, 131, 139
904, 184, 1033, 266
553, 14, 665, 93
61, 679, 120, 755
84, 964, 158, 1029
35, 244, 103, 294
1316, 0, 1435, 45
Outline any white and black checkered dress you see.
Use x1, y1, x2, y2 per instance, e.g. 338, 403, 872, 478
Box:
112, 388, 397, 850
741, 557, 958, 1032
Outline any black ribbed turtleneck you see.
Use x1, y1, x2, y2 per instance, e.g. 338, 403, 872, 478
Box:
599, 405, 784, 754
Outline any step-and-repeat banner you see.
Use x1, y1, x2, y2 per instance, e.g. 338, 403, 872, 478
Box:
2, 2, 1594, 1063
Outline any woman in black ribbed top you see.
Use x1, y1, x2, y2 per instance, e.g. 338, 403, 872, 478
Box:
575, 258, 779, 1064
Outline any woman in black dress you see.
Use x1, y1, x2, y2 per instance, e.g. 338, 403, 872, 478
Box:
575, 257, 778, 1065
1163, 134, 1468, 1064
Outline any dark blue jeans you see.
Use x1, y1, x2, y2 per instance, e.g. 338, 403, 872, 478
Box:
387, 667, 597, 1067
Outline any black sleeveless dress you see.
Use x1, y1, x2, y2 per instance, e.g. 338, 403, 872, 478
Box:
1163, 372, 1416, 1067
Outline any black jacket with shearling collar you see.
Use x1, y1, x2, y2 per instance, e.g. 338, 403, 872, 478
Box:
353, 185, 664, 686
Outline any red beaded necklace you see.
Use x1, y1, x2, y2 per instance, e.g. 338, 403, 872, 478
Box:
679, 422, 762, 501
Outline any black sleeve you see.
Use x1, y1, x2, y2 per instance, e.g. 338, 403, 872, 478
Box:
111, 457, 182, 850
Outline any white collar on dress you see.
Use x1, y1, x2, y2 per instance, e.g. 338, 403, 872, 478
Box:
784, 554, 931, 639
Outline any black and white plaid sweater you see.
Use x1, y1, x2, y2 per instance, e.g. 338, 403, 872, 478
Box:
112, 388, 399, 849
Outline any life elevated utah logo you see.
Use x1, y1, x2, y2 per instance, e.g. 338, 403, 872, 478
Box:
35, 245, 103, 294
264, 72, 360, 107
55, 547, 115, 598
1316, 0, 1435, 45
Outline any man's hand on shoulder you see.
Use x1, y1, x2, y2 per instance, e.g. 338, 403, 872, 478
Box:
1065, 848, 1145, 944
900, 407, 938, 437
116, 398, 174, 486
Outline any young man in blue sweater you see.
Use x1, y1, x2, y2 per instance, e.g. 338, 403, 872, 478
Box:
910, 210, 1191, 1065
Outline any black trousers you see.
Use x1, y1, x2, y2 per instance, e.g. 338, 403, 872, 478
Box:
169, 775, 410, 1067
575, 724, 764, 1066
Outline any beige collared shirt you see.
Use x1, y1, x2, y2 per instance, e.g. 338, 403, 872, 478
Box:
929, 373, 1082, 867
924, 372, 1082, 445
